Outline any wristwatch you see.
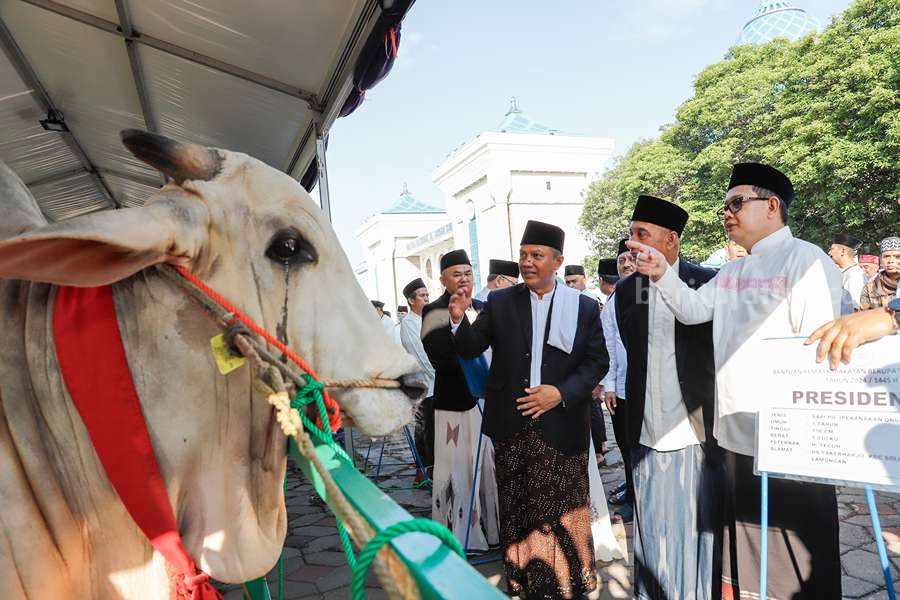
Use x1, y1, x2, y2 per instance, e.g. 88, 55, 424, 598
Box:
888, 297, 900, 330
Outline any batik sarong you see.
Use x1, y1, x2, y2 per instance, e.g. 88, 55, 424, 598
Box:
494, 422, 597, 599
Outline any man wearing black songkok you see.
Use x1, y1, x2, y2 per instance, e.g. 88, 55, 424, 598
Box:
421, 250, 496, 551
448, 220, 613, 597
617, 195, 722, 600
474, 259, 520, 302
630, 163, 843, 599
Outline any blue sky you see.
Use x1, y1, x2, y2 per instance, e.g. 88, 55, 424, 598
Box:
325, 0, 855, 265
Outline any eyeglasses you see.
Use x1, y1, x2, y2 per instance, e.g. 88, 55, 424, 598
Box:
718, 196, 770, 218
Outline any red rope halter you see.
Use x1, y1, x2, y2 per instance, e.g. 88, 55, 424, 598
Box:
172, 265, 341, 431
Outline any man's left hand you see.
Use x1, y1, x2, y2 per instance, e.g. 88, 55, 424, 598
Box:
517, 385, 562, 419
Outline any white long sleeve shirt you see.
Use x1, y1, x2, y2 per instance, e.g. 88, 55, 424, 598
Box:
528, 286, 556, 388
840, 262, 867, 314
599, 293, 627, 399
398, 311, 435, 397
641, 259, 700, 451
652, 226, 842, 456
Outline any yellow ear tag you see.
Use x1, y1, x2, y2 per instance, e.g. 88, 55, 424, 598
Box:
210, 334, 246, 375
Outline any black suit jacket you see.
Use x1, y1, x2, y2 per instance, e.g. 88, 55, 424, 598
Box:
421, 291, 483, 412
615, 259, 717, 448
452, 283, 609, 455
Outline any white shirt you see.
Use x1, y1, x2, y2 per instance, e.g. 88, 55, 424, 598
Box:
641, 259, 700, 451
840, 262, 867, 314
398, 311, 435, 397
380, 314, 394, 335
529, 285, 556, 388
652, 226, 842, 456
599, 292, 627, 400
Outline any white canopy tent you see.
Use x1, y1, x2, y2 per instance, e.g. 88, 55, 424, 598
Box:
0, 0, 397, 221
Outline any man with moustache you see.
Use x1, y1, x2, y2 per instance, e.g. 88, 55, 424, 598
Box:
449, 220, 609, 598
421, 250, 492, 551
615, 196, 722, 600
629, 163, 843, 599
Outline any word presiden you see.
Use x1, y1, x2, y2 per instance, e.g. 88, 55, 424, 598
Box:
792, 390, 900, 406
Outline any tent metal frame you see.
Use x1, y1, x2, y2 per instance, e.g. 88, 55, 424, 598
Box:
4, 0, 381, 214
0, 11, 119, 207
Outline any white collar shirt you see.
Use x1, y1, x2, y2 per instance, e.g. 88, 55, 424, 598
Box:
398, 311, 435, 397
652, 227, 842, 456
641, 258, 700, 451
529, 284, 556, 387
599, 292, 627, 399
839, 262, 867, 314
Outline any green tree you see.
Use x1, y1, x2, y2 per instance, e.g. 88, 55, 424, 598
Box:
580, 0, 899, 263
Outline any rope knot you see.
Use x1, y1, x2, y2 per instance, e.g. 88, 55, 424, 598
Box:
293, 375, 324, 407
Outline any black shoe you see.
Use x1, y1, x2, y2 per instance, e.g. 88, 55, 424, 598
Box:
609, 480, 626, 496
613, 503, 634, 524
608, 487, 628, 505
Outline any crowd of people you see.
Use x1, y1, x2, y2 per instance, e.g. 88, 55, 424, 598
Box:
369, 162, 899, 599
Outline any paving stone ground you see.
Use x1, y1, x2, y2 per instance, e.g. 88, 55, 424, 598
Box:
219, 410, 898, 599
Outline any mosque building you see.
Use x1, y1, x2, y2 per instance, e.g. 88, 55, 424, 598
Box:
737, 1, 819, 45
354, 100, 614, 313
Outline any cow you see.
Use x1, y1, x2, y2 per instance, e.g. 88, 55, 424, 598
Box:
0, 131, 423, 599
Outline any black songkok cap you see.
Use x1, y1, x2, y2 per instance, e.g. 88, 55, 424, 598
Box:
489, 259, 519, 278
832, 233, 862, 250
440, 249, 471, 272
402, 278, 426, 299
371, 300, 384, 309
564, 265, 585, 277
617, 239, 629, 256
728, 162, 794, 207
597, 258, 619, 283
520, 220, 565, 253
630, 195, 689, 235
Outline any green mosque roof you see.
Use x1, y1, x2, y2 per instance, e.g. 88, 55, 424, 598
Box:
382, 183, 444, 214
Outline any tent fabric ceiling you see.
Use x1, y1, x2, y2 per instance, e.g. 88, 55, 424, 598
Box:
0, 0, 382, 222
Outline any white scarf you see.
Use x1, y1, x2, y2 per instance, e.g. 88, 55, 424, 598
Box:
547, 282, 581, 354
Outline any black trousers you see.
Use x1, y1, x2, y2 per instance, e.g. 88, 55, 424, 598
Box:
413, 396, 435, 468
589, 398, 607, 451
610, 397, 634, 502
722, 450, 840, 599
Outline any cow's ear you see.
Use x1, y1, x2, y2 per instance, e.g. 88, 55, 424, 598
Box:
0, 199, 209, 287
121, 129, 222, 185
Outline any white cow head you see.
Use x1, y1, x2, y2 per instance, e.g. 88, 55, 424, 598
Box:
0, 131, 422, 584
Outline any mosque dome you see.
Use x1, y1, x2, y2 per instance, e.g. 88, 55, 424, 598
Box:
737, 1, 819, 45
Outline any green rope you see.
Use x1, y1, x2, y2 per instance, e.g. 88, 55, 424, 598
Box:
290, 377, 463, 599
290, 377, 357, 569
350, 518, 465, 600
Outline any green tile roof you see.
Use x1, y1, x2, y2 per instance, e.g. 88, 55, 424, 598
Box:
496, 98, 566, 135
382, 184, 444, 214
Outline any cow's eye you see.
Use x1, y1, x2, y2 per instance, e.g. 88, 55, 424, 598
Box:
266, 229, 316, 264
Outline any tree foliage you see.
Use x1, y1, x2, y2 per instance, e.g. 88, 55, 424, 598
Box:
580, 0, 899, 261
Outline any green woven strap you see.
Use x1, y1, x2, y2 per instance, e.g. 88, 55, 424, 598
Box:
350, 518, 465, 600
290, 380, 464, 599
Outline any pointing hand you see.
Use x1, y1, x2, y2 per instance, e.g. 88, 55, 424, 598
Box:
625, 240, 667, 282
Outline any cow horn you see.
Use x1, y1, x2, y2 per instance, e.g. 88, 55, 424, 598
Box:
120, 129, 222, 185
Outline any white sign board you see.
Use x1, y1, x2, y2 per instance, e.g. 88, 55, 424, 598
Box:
755, 335, 900, 491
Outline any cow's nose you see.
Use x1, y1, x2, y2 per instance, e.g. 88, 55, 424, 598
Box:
399, 372, 428, 400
